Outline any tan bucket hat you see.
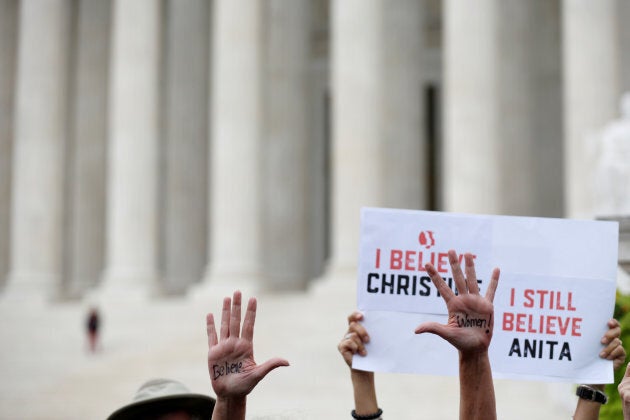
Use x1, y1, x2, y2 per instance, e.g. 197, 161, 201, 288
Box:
106, 378, 215, 420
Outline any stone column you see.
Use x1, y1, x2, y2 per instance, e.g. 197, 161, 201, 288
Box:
64, 0, 111, 298
262, 0, 312, 291
161, 0, 209, 294
306, 0, 330, 281
329, 0, 424, 274
497, 1, 563, 217
562, 0, 620, 218
444, 1, 563, 217
101, 0, 161, 297
620, 1, 630, 93
199, 0, 265, 292
6, 0, 72, 299
443, 0, 499, 214
527, 1, 563, 217
0, 0, 18, 291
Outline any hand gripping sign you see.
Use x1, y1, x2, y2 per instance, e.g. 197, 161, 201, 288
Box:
353, 208, 619, 383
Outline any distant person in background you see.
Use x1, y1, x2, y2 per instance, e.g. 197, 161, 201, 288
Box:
86, 306, 100, 353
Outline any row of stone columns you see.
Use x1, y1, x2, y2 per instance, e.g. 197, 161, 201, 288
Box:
2, 0, 629, 299
1, 0, 330, 299
444, 0, 630, 219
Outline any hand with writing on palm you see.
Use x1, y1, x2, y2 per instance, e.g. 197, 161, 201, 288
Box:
415, 250, 500, 354
206, 291, 289, 399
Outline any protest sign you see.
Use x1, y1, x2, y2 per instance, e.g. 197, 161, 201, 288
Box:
353, 208, 619, 383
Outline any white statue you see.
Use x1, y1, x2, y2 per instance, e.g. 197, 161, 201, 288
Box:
594, 92, 630, 217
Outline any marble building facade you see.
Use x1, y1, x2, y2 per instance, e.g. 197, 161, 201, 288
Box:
1, 0, 629, 300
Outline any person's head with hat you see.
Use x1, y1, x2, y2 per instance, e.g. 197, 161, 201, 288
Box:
107, 378, 215, 420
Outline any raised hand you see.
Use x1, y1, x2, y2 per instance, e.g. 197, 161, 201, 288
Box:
414, 250, 500, 354
338, 311, 370, 368
206, 291, 289, 400
600, 318, 626, 371
338, 311, 379, 417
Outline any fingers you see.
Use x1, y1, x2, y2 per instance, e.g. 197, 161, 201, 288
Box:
340, 311, 370, 364
254, 357, 290, 382
602, 318, 621, 344
600, 337, 623, 356
341, 333, 364, 354
342, 331, 368, 355
448, 250, 467, 295
338, 333, 364, 366
599, 333, 626, 370
207, 313, 218, 348
426, 262, 455, 303
608, 342, 626, 370
485, 268, 500, 303
347, 314, 370, 344
347, 311, 364, 325
608, 318, 621, 330
220, 296, 231, 340
415, 321, 449, 339
230, 290, 242, 338
464, 253, 480, 294
242, 297, 257, 342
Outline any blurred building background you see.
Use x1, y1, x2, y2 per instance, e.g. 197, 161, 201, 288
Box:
1, 0, 630, 300
2, 0, 630, 419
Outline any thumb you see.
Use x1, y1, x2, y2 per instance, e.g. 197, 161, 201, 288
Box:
415, 321, 449, 340
254, 357, 290, 381
624, 361, 630, 379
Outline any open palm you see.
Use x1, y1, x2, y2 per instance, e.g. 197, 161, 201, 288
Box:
206, 291, 289, 398
415, 250, 500, 353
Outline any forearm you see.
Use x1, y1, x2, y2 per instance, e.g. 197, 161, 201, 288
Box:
351, 369, 379, 415
573, 400, 601, 420
459, 351, 496, 420
212, 396, 246, 420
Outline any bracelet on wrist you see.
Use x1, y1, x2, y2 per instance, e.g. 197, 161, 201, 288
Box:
351, 408, 383, 419
576, 385, 608, 404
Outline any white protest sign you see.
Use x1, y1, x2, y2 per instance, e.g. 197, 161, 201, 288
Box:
353, 208, 619, 383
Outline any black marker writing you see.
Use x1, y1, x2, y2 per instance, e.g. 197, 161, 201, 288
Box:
212, 361, 243, 380
456, 314, 492, 334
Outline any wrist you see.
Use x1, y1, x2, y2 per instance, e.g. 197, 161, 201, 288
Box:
351, 408, 383, 419
576, 385, 608, 405
459, 349, 490, 362
215, 395, 247, 411
351, 369, 378, 416
351, 369, 374, 381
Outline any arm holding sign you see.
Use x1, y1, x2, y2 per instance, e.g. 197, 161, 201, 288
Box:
573, 318, 626, 420
338, 311, 382, 419
415, 250, 500, 420
206, 291, 290, 420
